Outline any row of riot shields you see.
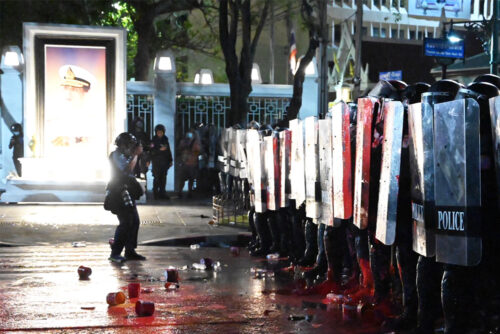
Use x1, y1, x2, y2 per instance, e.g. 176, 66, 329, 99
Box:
216, 91, 500, 267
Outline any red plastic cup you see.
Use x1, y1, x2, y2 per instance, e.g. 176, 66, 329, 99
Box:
230, 246, 240, 256
77, 266, 92, 280
135, 300, 155, 316
165, 268, 179, 283
128, 283, 140, 298
106, 292, 126, 306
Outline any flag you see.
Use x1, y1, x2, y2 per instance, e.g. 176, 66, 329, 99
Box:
289, 30, 297, 74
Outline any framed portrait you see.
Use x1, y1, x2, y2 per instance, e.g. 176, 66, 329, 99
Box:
23, 24, 126, 180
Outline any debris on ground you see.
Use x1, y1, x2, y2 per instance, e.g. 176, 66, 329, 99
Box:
106, 292, 126, 306
77, 266, 92, 280
135, 300, 155, 316
71, 241, 86, 247
190, 244, 201, 250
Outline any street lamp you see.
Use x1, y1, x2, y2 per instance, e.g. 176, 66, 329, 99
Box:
154, 50, 175, 73
194, 69, 214, 85
1, 46, 24, 72
251, 63, 262, 84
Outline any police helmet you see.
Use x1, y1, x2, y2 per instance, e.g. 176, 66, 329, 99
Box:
247, 120, 261, 130
429, 79, 463, 95
401, 82, 431, 105
368, 80, 400, 100
473, 74, 500, 90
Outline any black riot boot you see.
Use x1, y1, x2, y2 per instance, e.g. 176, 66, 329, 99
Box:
369, 235, 392, 304
442, 265, 474, 334
290, 203, 306, 263
303, 223, 327, 280
267, 211, 281, 254
414, 255, 443, 334
277, 208, 292, 257
247, 208, 258, 251
324, 224, 344, 291
297, 219, 318, 266
249, 212, 271, 257
383, 240, 418, 331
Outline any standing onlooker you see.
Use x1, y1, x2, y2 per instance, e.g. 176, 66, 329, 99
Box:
177, 130, 201, 198
9, 123, 23, 177
130, 118, 150, 179
151, 124, 173, 199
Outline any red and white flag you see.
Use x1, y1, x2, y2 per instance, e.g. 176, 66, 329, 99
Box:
289, 30, 297, 74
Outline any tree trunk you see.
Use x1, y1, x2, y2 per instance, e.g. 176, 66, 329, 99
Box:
134, 9, 155, 81
285, 35, 319, 122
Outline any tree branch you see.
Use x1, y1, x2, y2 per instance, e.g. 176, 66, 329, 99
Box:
250, 0, 270, 58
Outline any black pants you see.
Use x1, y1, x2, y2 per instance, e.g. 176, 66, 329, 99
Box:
13, 157, 22, 177
111, 206, 140, 256
178, 165, 196, 194
152, 166, 168, 196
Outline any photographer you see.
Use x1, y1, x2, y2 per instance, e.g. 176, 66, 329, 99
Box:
104, 132, 146, 263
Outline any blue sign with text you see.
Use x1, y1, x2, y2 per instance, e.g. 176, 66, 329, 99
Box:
424, 38, 465, 59
379, 70, 403, 81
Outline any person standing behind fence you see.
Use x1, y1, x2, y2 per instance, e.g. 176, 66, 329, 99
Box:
151, 124, 173, 200
130, 118, 150, 179
177, 130, 201, 199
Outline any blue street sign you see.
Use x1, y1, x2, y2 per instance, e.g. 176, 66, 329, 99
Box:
379, 70, 403, 81
424, 38, 465, 59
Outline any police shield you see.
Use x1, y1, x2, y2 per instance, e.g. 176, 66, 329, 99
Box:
217, 128, 229, 173
408, 101, 435, 256
433, 98, 482, 266
279, 129, 292, 208
290, 119, 306, 209
264, 132, 280, 211
318, 118, 335, 226
353, 97, 379, 229
236, 129, 248, 179
228, 128, 239, 177
304, 116, 320, 219
331, 102, 354, 220
375, 101, 404, 245
490, 96, 500, 208
247, 129, 267, 213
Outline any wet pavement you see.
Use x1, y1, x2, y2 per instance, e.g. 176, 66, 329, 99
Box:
0, 196, 242, 247
0, 244, 386, 334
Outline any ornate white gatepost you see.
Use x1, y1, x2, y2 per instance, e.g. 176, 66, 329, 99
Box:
0, 46, 24, 181
154, 50, 176, 191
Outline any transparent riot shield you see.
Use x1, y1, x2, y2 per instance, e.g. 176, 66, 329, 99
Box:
408, 92, 452, 257
279, 129, 292, 208
433, 98, 481, 266
290, 119, 306, 209
318, 118, 335, 226
304, 116, 320, 219
236, 129, 248, 179
228, 128, 239, 177
490, 96, 500, 208
247, 130, 267, 213
217, 128, 229, 173
353, 97, 379, 229
331, 102, 353, 220
375, 101, 404, 245
264, 133, 280, 211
